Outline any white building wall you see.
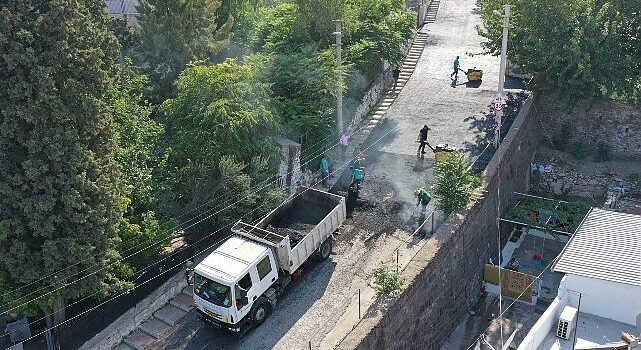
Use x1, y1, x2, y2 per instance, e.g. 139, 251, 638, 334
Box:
562, 274, 641, 325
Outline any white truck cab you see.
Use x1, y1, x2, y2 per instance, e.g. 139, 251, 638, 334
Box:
193, 236, 280, 333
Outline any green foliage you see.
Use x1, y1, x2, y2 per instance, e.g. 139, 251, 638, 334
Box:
0, 0, 125, 322
372, 263, 405, 298
343, 0, 415, 71
159, 59, 283, 210
433, 153, 482, 214
552, 122, 572, 150
137, 0, 233, 100
108, 59, 178, 274
506, 198, 591, 234
595, 141, 611, 162
478, 0, 641, 106
571, 142, 589, 160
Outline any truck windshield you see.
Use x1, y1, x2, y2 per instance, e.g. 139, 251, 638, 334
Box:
194, 273, 232, 307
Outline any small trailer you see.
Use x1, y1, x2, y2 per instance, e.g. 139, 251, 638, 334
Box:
191, 187, 346, 334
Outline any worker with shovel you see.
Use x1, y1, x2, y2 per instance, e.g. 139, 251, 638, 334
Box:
417, 124, 434, 155
415, 187, 431, 216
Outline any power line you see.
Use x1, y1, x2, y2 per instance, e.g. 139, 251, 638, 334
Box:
1, 122, 393, 315
0, 126, 347, 308
6, 125, 398, 345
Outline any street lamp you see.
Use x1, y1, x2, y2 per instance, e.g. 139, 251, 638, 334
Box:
493, 5, 512, 149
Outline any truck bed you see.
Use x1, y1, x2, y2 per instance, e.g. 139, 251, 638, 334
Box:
232, 187, 346, 274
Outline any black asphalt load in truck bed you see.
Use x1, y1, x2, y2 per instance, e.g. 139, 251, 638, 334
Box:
264, 191, 338, 246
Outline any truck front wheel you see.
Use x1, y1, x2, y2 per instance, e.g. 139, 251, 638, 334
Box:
252, 302, 271, 326
317, 238, 333, 261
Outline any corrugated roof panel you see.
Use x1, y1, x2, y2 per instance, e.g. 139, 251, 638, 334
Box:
552, 208, 641, 287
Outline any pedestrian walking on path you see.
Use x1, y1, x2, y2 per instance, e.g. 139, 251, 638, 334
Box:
417, 124, 432, 154
450, 56, 464, 79
415, 187, 431, 215
392, 66, 401, 90
319, 155, 330, 188
339, 132, 349, 160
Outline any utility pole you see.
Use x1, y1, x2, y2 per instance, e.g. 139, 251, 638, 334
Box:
494, 5, 511, 148
333, 20, 343, 135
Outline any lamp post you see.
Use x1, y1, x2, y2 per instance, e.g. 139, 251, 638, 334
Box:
493, 5, 511, 149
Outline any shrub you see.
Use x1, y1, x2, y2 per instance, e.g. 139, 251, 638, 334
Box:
571, 142, 588, 160
372, 263, 405, 298
596, 141, 611, 162
552, 122, 572, 150
433, 152, 483, 214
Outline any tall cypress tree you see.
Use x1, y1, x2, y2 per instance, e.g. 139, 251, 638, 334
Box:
0, 0, 124, 326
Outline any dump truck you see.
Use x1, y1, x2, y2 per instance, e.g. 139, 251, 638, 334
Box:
191, 187, 346, 334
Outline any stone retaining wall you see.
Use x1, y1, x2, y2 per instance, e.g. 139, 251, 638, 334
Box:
537, 97, 641, 159
338, 95, 542, 349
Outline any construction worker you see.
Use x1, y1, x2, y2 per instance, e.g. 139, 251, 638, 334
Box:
319, 155, 329, 188
350, 166, 364, 190
451, 56, 463, 79
415, 187, 431, 215
417, 125, 432, 154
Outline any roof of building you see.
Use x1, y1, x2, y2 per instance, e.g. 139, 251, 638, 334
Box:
552, 208, 641, 287
105, 0, 139, 15
196, 235, 269, 283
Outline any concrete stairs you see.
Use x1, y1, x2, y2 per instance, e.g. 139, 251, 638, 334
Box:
424, 0, 441, 24
114, 287, 194, 350
345, 32, 429, 156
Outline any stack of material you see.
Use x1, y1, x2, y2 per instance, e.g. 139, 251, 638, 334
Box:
267, 223, 316, 246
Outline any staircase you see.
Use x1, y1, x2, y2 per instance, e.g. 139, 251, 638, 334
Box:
424, 0, 441, 24
347, 32, 429, 151
112, 287, 194, 350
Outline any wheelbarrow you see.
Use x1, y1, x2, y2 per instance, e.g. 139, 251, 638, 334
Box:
434, 144, 457, 162
466, 68, 483, 81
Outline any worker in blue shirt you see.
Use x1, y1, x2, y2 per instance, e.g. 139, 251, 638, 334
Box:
350, 166, 364, 190
320, 155, 329, 188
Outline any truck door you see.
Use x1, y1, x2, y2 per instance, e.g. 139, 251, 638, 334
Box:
234, 272, 254, 320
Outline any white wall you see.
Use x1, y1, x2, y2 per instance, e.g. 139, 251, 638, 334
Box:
562, 274, 641, 326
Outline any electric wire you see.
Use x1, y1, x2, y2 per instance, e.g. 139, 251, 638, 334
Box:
6, 122, 398, 347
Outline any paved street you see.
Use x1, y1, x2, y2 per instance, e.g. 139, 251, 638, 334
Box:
147, 0, 507, 348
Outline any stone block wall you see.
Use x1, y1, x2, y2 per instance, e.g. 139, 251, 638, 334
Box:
339, 96, 542, 350
537, 98, 641, 159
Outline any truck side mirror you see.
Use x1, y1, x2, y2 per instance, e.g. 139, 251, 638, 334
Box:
184, 268, 194, 286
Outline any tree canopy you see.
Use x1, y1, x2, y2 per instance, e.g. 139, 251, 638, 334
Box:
478, 0, 641, 106
0, 0, 125, 325
137, 0, 233, 100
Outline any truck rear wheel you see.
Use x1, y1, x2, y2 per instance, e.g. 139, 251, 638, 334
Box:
317, 238, 332, 261
252, 302, 271, 326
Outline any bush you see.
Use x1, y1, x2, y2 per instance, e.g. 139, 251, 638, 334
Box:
571, 142, 588, 160
372, 263, 405, 298
552, 122, 572, 150
596, 141, 611, 162
433, 152, 482, 214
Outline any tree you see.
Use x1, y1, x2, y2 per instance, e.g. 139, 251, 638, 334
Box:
108, 59, 177, 272
433, 153, 482, 214
158, 59, 283, 215
343, 0, 415, 72
137, 0, 233, 100
478, 0, 641, 106
0, 0, 125, 327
